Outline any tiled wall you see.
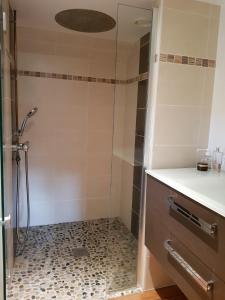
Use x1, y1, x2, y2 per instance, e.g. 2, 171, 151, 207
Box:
17, 27, 148, 227
131, 33, 150, 239
140, 0, 221, 291
17, 27, 118, 226
208, 1, 225, 155
151, 0, 220, 169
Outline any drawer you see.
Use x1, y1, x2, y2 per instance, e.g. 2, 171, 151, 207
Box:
146, 175, 225, 282
145, 184, 225, 300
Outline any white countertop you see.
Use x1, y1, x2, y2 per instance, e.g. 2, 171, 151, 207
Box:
146, 168, 225, 218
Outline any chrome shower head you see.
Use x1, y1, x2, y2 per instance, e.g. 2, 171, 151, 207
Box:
27, 107, 38, 118
18, 107, 38, 137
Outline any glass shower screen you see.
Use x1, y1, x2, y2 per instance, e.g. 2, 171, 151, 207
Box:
109, 3, 152, 294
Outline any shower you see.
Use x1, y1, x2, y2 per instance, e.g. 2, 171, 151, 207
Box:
15, 107, 38, 254
4, 0, 153, 298
18, 107, 38, 137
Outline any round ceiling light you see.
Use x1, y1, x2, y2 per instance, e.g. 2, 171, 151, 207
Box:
55, 9, 116, 33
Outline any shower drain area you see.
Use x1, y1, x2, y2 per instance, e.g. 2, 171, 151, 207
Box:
71, 247, 90, 257
8, 218, 139, 300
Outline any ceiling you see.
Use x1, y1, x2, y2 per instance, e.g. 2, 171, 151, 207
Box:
11, 0, 154, 42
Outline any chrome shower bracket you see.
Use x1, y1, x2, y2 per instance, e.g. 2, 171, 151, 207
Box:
0, 214, 11, 226
12, 141, 30, 152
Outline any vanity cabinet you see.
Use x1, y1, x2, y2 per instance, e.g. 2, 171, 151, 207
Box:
145, 175, 225, 300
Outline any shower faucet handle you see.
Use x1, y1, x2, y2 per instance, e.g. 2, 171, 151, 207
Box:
11, 141, 30, 152
18, 141, 30, 152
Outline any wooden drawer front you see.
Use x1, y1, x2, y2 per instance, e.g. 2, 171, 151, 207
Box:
145, 178, 225, 300
146, 175, 225, 282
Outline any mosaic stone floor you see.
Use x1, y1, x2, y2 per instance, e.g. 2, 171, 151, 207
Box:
7, 218, 139, 300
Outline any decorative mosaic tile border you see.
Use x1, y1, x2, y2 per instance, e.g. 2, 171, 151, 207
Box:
18, 70, 149, 85
160, 53, 216, 68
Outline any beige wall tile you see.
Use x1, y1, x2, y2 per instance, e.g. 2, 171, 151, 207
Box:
116, 42, 130, 80
86, 175, 111, 199
163, 0, 219, 16
197, 106, 212, 149
151, 145, 197, 169
154, 105, 200, 146
87, 131, 113, 155
18, 39, 55, 56
87, 153, 112, 177
30, 198, 86, 225
18, 78, 89, 135
157, 63, 214, 106
88, 83, 115, 108
17, 49, 115, 226
18, 52, 90, 76
161, 7, 213, 58
88, 106, 114, 133
202, 68, 216, 107
17, 26, 117, 78
85, 197, 111, 220
89, 50, 116, 78
87, 83, 114, 133
208, 9, 221, 58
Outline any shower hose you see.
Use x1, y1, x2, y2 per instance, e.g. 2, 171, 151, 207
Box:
15, 148, 30, 255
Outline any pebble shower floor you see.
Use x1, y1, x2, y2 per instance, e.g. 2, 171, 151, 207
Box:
7, 218, 139, 299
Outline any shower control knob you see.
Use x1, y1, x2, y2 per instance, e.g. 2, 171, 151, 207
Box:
12, 141, 30, 152
21, 141, 30, 152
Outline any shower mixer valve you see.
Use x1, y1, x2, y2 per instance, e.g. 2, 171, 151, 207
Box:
12, 141, 30, 152
17, 141, 30, 152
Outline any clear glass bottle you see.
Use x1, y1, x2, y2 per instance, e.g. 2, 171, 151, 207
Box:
212, 147, 223, 172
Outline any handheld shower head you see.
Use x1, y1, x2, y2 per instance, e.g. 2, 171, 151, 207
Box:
18, 107, 38, 137
27, 107, 38, 118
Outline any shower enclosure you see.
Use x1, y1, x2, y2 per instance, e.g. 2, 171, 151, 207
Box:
0, 2, 5, 295
0, 1, 17, 299
0, 1, 153, 299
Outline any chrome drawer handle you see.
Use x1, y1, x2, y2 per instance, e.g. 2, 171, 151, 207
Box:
164, 240, 214, 293
168, 197, 217, 237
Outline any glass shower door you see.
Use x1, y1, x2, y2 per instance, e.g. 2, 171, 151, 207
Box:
0, 208, 5, 300
0, 1, 17, 299
0, 0, 6, 298
0, 162, 5, 300
0, 174, 5, 300
108, 3, 152, 296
